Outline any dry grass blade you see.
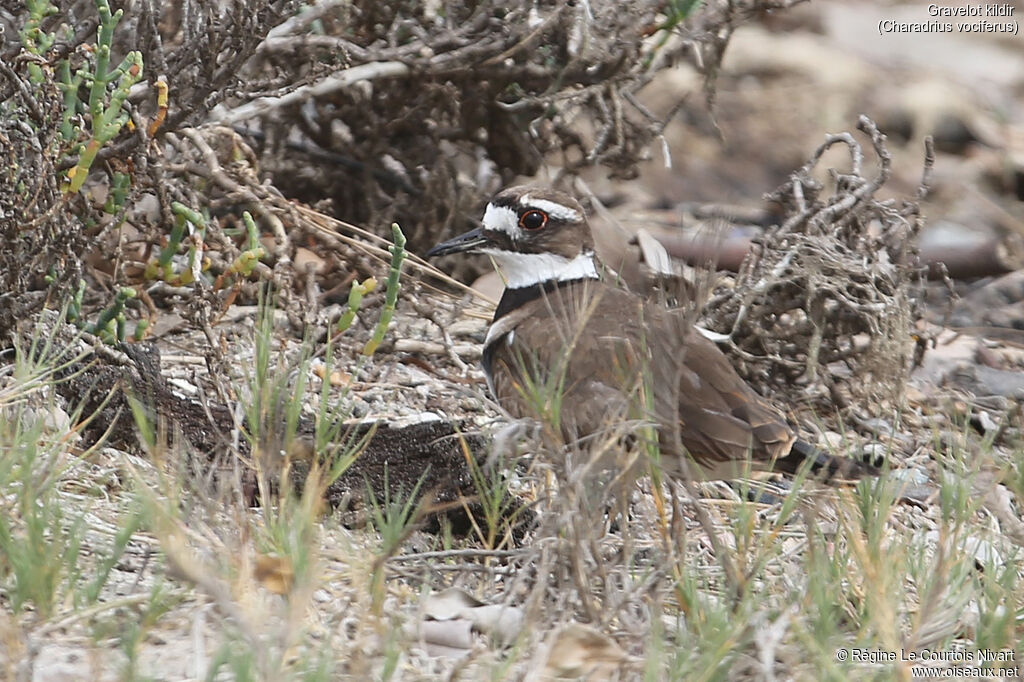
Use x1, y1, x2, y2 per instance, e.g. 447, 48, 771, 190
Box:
287, 202, 498, 306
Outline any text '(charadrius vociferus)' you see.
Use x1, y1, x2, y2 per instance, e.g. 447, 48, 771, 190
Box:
427, 186, 878, 483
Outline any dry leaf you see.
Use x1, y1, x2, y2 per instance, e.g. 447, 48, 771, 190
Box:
311, 360, 351, 386
419, 587, 525, 652
542, 623, 637, 680
294, 246, 327, 274
423, 587, 483, 620
415, 620, 475, 658
253, 553, 294, 595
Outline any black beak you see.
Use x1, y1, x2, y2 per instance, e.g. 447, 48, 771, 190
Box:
426, 226, 489, 258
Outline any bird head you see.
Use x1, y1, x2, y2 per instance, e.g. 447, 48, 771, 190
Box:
426, 186, 598, 288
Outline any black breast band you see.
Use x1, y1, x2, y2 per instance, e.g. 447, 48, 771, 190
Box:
483, 277, 591, 383
492, 278, 589, 323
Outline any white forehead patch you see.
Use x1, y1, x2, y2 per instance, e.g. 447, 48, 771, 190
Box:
482, 203, 521, 240
482, 249, 598, 289
519, 195, 583, 223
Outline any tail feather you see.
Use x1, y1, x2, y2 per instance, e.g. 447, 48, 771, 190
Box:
776, 439, 880, 483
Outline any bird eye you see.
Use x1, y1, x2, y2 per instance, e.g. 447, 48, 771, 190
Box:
519, 209, 548, 230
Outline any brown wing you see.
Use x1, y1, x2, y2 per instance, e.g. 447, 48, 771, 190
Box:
650, 321, 797, 473
487, 281, 797, 474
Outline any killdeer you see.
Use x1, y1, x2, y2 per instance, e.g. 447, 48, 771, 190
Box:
427, 186, 877, 483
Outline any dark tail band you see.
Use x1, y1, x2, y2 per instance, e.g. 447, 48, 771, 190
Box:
776, 439, 881, 483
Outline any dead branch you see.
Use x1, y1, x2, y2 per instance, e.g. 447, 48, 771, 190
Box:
701, 116, 929, 413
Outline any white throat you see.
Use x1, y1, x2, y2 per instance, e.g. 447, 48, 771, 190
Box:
484, 249, 599, 289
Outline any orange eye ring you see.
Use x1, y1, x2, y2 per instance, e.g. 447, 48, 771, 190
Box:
519, 209, 548, 230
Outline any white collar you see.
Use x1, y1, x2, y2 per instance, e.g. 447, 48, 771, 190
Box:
483, 250, 599, 289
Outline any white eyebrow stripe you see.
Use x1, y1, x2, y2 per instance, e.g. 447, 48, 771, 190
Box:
519, 196, 583, 222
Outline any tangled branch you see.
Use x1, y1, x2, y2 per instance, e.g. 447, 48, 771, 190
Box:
703, 116, 932, 411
